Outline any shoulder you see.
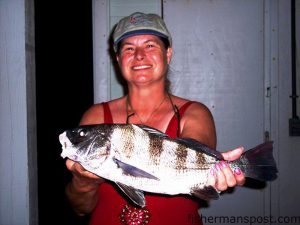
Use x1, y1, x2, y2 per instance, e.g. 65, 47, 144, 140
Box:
180, 99, 215, 131
183, 101, 213, 120
171, 95, 212, 117
79, 97, 126, 125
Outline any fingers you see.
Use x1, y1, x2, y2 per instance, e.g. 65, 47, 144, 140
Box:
214, 161, 237, 191
221, 146, 246, 186
66, 159, 102, 180
210, 161, 246, 192
233, 167, 246, 186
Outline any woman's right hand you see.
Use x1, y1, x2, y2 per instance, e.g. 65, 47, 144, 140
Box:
65, 159, 105, 215
66, 159, 105, 191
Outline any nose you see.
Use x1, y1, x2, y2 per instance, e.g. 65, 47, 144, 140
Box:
134, 47, 145, 60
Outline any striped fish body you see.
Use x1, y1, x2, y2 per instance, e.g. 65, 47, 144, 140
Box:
59, 123, 277, 207
106, 124, 218, 196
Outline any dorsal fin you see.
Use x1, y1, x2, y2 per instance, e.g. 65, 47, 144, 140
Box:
175, 138, 224, 160
135, 124, 169, 138
136, 124, 223, 160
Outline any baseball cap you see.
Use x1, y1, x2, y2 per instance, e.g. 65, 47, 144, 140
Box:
112, 12, 172, 52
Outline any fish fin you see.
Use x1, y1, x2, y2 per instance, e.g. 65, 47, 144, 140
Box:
191, 185, 220, 201
115, 182, 146, 207
135, 124, 169, 138
175, 138, 224, 160
114, 158, 159, 180
231, 141, 278, 181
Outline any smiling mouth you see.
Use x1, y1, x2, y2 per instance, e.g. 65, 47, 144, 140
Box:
132, 65, 152, 70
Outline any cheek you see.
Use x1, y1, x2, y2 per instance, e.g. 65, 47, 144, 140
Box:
153, 55, 168, 72
119, 57, 131, 71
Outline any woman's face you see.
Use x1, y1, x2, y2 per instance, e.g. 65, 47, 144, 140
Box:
116, 34, 172, 87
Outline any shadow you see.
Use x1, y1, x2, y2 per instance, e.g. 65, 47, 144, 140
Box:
243, 177, 267, 189
107, 24, 128, 96
198, 178, 268, 209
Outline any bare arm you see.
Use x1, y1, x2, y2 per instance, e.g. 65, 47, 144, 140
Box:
180, 102, 216, 149
65, 104, 105, 215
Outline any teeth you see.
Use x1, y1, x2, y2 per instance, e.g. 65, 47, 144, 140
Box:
132, 65, 151, 70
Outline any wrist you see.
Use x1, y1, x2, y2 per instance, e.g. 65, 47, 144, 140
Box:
65, 181, 100, 215
69, 176, 101, 194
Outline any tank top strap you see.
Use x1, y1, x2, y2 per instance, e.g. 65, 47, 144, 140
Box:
165, 101, 196, 138
102, 102, 113, 124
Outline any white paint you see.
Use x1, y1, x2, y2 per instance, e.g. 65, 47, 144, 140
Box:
92, 0, 110, 103
0, 0, 37, 224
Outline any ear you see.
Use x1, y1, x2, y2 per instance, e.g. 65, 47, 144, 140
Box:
166, 47, 173, 64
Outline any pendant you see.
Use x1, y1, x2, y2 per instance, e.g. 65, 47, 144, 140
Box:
120, 204, 151, 225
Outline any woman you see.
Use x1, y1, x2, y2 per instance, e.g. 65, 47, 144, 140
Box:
65, 12, 245, 225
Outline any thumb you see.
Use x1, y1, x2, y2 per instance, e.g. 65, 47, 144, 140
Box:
221, 146, 244, 161
66, 159, 76, 170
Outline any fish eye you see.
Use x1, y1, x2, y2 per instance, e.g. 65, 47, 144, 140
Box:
79, 131, 85, 136
78, 129, 87, 137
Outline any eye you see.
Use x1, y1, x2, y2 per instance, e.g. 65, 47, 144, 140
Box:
121, 46, 135, 53
126, 47, 134, 51
146, 44, 154, 48
79, 131, 85, 137
77, 128, 87, 137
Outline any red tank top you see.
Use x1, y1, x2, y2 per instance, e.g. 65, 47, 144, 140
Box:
89, 101, 203, 225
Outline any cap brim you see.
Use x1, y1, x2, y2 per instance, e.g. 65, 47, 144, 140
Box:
114, 29, 169, 51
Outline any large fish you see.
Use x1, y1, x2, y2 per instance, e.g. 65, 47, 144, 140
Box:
59, 123, 278, 207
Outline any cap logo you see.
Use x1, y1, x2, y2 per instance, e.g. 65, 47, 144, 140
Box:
129, 16, 136, 23
128, 13, 155, 28
130, 13, 146, 24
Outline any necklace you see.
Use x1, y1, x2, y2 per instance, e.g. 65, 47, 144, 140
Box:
126, 94, 167, 124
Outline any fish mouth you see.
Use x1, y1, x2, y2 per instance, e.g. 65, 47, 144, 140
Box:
59, 131, 72, 149
59, 131, 77, 159
132, 65, 152, 70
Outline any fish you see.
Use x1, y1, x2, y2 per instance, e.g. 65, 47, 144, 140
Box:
59, 123, 278, 207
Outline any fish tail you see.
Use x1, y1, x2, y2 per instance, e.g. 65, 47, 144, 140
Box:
230, 141, 278, 181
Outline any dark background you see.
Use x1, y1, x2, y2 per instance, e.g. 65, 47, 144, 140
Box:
35, 1, 93, 224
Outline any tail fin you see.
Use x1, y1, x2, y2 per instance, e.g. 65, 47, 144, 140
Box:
231, 141, 278, 181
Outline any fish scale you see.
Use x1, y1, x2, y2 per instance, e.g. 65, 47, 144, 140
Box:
59, 123, 278, 207
115, 125, 152, 166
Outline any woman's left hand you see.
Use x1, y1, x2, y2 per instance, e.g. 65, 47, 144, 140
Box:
208, 147, 246, 191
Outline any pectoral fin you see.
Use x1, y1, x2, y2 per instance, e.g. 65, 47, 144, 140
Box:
115, 182, 146, 207
191, 185, 220, 201
113, 158, 159, 180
